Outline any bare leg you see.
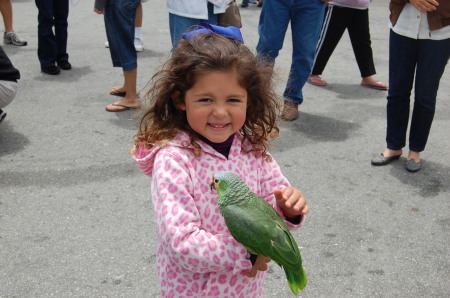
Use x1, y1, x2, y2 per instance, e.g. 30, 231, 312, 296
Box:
0, 0, 13, 32
135, 3, 142, 28
105, 68, 140, 111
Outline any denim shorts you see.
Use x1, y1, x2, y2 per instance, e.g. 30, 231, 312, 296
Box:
104, 0, 140, 71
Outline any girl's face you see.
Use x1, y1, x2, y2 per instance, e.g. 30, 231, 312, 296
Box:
176, 71, 248, 143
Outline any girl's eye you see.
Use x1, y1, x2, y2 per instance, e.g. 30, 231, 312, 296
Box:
228, 98, 241, 103
198, 98, 213, 103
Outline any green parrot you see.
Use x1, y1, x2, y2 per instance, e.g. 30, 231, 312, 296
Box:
210, 171, 307, 295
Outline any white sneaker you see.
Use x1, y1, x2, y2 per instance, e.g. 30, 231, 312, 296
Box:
134, 38, 144, 52
105, 41, 109, 48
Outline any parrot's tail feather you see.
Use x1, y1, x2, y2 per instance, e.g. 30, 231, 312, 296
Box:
284, 266, 308, 295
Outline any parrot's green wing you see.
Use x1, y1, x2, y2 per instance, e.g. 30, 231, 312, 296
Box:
221, 193, 301, 270
213, 171, 307, 294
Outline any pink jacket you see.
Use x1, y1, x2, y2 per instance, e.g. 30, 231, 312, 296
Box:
133, 131, 302, 297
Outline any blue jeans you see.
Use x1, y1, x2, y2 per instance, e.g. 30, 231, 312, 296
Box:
256, 0, 325, 104
35, 0, 69, 67
242, 0, 257, 5
386, 30, 450, 152
169, 2, 218, 50
104, 0, 140, 71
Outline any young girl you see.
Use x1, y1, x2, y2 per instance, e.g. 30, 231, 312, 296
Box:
133, 23, 309, 297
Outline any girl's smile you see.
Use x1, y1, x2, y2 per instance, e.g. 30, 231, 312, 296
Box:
208, 123, 229, 129
176, 71, 248, 143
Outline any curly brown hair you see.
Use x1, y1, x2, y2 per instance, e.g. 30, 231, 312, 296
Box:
134, 31, 280, 159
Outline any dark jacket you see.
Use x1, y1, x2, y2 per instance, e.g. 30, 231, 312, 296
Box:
0, 46, 20, 82
390, 0, 450, 31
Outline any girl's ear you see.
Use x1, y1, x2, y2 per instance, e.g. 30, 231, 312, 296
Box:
172, 91, 186, 111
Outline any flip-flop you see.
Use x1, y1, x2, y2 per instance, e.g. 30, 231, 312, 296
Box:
105, 103, 139, 112
109, 87, 126, 97
361, 81, 388, 90
307, 75, 328, 86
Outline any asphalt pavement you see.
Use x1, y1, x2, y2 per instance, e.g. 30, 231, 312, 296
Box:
1, 0, 449, 297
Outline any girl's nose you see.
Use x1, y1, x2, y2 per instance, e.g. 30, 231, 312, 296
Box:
212, 104, 227, 118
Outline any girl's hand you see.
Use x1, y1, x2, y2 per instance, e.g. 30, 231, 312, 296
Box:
94, 8, 104, 14
274, 187, 309, 219
410, 0, 439, 13
242, 255, 271, 278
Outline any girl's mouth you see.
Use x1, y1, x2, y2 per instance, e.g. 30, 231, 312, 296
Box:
208, 123, 229, 129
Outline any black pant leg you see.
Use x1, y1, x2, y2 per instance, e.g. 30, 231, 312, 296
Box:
311, 5, 349, 75
35, 0, 57, 66
347, 8, 376, 77
53, 0, 69, 62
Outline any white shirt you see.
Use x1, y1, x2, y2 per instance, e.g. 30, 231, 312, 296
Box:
389, 3, 450, 40
167, 0, 228, 20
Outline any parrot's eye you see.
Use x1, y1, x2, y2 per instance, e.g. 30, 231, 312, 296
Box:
214, 179, 219, 184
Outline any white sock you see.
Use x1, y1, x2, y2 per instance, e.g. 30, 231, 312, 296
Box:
135, 27, 142, 39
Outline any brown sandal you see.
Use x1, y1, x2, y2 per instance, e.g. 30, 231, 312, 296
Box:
307, 75, 328, 86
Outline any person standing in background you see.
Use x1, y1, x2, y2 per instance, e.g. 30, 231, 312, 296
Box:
94, 0, 141, 112
371, 0, 450, 172
308, 0, 388, 90
1, 0, 27, 46
35, 0, 71, 75
104, 2, 146, 52
167, 0, 227, 50
256, 0, 330, 121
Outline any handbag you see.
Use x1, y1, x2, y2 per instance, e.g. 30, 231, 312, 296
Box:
218, 1, 242, 28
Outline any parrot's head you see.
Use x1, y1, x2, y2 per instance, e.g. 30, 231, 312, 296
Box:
210, 171, 252, 207
210, 171, 241, 196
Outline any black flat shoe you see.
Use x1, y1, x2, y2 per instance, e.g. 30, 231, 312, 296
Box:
371, 153, 401, 166
41, 65, 61, 75
57, 60, 72, 70
0, 109, 6, 122
405, 159, 421, 172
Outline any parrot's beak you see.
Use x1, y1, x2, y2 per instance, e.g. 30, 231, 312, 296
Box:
209, 176, 217, 191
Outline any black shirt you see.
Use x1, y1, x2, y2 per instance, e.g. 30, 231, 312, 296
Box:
0, 45, 20, 82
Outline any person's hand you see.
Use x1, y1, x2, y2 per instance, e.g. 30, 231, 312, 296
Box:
274, 187, 309, 219
410, 0, 439, 13
242, 255, 271, 278
94, 8, 104, 14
